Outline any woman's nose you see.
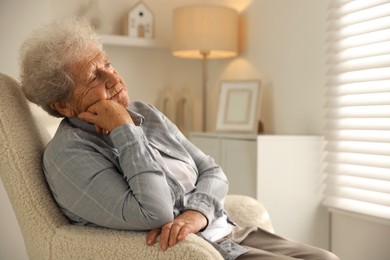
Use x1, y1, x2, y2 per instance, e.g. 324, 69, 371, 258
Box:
103, 70, 119, 88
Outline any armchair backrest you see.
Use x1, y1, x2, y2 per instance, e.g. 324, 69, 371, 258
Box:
0, 73, 68, 259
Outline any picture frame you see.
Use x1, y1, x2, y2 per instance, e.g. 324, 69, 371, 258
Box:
216, 80, 262, 133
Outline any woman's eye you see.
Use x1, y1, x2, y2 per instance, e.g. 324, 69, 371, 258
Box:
90, 75, 98, 83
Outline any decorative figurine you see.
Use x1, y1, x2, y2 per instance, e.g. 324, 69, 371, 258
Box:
124, 1, 154, 38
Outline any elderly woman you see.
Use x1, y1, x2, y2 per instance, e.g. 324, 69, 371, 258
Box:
20, 18, 338, 260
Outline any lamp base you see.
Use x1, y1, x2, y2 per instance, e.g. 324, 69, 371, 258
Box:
201, 51, 209, 132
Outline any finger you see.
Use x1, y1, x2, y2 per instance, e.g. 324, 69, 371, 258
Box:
146, 229, 161, 246
160, 225, 172, 251
177, 224, 192, 241
85, 101, 100, 114
78, 111, 98, 124
168, 222, 183, 247
95, 125, 102, 134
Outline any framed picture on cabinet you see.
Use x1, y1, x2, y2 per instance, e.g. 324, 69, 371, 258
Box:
216, 80, 263, 133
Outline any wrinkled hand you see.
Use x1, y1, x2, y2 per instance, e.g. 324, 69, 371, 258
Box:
146, 210, 207, 251
78, 100, 133, 134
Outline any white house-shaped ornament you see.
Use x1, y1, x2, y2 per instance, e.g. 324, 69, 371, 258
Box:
126, 1, 154, 39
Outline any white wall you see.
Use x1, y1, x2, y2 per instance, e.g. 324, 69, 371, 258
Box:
208, 0, 329, 135
0, 0, 51, 78
0, 0, 329, 133
331, 211, 390, 260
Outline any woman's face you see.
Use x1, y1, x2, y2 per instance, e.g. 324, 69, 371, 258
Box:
52, 46, 129, 117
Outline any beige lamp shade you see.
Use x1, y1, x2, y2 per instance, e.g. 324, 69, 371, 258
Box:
172, 5, 238, 59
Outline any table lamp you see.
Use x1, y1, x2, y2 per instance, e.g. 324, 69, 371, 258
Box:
172, 5, 238, 131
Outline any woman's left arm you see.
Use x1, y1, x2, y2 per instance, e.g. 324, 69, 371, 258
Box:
160, 108, 229, 225
146, 106, 229, 250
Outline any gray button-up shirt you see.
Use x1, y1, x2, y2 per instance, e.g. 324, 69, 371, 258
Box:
43, 101, 246, 259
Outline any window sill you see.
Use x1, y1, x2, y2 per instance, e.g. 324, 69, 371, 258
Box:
328, 207, 390, 226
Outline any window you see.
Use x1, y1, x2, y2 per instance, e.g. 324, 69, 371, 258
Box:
323, 0, 390, 221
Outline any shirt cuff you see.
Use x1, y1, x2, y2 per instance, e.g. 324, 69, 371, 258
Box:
110, 123, 144, 147
185, 193, 217, 229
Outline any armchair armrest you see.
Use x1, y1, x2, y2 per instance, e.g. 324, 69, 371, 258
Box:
224, 195, 274, 233
52, 225, 223, 260
48, 195, 273, 260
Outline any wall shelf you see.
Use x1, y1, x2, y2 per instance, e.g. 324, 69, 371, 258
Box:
100, 34, 169, 50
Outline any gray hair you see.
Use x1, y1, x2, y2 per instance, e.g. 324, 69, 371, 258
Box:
20, 17, 103, 117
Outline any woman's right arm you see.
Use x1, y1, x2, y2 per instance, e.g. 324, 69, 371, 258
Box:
44, 105, 174, 230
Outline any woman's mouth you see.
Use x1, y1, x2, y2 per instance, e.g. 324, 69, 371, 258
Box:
110, 88, 123, 100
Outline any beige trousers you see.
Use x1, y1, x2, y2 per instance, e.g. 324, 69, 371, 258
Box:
220, 226, 340, 260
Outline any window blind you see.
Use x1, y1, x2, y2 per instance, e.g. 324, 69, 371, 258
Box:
323, 0, 390, 221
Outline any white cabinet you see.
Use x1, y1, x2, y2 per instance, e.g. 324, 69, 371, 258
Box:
189, 132, 257, 198
255, 135, 328, 249
189, 132, 329, 250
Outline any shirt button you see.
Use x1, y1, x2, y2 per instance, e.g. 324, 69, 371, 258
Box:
165, 148, 170, 154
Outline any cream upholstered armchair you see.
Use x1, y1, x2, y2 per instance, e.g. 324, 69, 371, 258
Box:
0, 73, 273, 260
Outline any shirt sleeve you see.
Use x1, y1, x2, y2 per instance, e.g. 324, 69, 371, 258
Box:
182, 135, 229, 226
152, 106, 229, 226
43, 123, 174, 230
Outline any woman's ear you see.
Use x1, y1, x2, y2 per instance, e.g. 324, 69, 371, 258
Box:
50, 102, 76, 118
